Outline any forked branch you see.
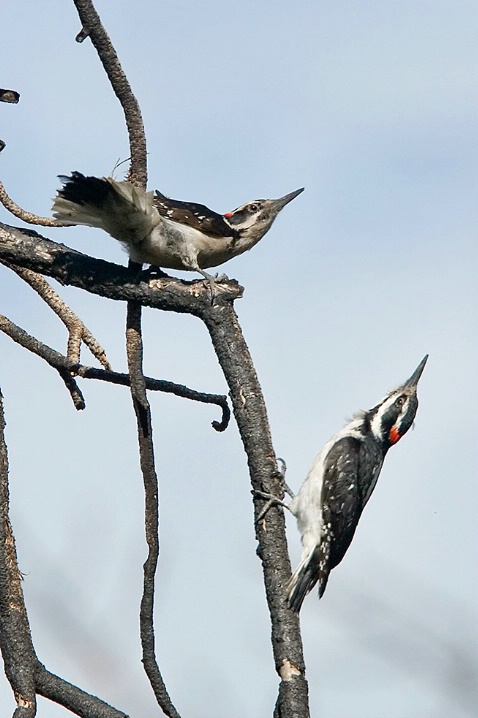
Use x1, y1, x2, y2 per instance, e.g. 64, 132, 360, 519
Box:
4, 261, 111, 368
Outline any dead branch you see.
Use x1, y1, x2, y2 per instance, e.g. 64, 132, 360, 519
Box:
0, 89, 20, 151
0, 180, 68, 227
72, 0, 147, 188
1, 220, 310, 716
0, 89, 20, 104
0, 313, 230, 428
198, 302, 310, 717
1, 390, 129, 717
0, 316, 86, 410
79, 367, 231, 432
0, 390, 38, 716
70, 2, 179, 709
0, 223, 242, 310
126, 303, 181, 718
4, 261, 111, 369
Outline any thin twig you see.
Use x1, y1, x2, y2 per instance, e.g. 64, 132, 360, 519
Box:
0, 316, 86, 410
0, 314, 230, 428
72, 0, 147, 187
0, 180, 68, 227
79, 367, 230, 432
4, 261, 111, 369
126, 303, 181, 718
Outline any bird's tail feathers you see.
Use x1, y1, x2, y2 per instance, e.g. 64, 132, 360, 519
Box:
52, 173, 160, 247
286, 548, 322, 612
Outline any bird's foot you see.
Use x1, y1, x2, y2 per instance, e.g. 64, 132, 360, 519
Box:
253, 490, 292, 524
198, 270, 230, 304
253, 459, 295, 524
270, 457, 295, 499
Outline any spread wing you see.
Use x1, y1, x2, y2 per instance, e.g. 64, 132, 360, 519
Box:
153, 191, 236, 239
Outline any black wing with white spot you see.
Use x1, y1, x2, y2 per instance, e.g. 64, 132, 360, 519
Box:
153, 191, 236, 239
320, 437, 363, 589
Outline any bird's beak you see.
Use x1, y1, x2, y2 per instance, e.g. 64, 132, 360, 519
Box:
404, 355, 428, 388
270, 187, 304, 212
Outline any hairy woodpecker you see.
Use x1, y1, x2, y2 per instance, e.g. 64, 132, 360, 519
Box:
52, 172, 303, 285
285, 355, 428, 612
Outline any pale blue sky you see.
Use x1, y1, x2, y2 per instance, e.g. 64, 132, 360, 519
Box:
1, 1, 477, 716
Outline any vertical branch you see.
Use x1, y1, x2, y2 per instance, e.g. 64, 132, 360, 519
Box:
72, 0, 147, 187
199, 300, 310, 718
0, 388, 38, 717
125, 304, 181, 718
70, 3, 177, 711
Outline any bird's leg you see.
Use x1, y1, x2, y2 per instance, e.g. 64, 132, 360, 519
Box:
254, 458, 295, 524
196, 268, 219, 303
272, 457, 295, 499
141, 264, 171, 280
194, 267, 231, 304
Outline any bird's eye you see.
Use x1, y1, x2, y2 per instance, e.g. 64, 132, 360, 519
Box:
248, 203, 259, 212
395, 396, 406, 408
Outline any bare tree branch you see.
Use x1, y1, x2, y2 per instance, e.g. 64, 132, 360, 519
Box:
0, 89, 20, 104
80, 367, 231, 432
34, 666, 128, 718
0, 223, 241, 310
126, 304, 181, 718
0, 313, 230, 427
1, 221, 311, 714
67, 5, 175, 707
0, 316, 86, 410
72, 0, 147, 188
2, 390, 130, 717
0, 390, 38, 717
0, 89, 20, 152
0, 180, 67, 227
198, 303, 310, 717
4, 261, 111, 368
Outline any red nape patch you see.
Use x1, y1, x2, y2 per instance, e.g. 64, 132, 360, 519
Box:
389, 426, 401, 444
223, 212, 233, 217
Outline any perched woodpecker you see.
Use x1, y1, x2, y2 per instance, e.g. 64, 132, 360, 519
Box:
52, 172, 303, 286
285, 355, 428, 612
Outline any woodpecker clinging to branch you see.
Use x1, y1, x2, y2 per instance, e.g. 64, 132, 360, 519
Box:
52, 172, 303, 288
265, 356, 427, 612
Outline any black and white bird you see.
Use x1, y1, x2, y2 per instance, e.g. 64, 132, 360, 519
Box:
284, 355, 428, 611
52, 172, 303, 286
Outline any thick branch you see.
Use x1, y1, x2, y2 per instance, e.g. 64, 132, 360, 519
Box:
72, 0, 147, 187
0, 223, 242, 312
1, 389, 131, 717
35, 666, 128, 718
0, 390, 37, 716
197, 303, 310, 718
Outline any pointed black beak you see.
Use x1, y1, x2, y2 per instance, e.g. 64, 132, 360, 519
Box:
404, 355, 428, 388
270, 187, 304, 212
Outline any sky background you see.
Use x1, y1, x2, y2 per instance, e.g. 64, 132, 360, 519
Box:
1, 1, 477, 716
